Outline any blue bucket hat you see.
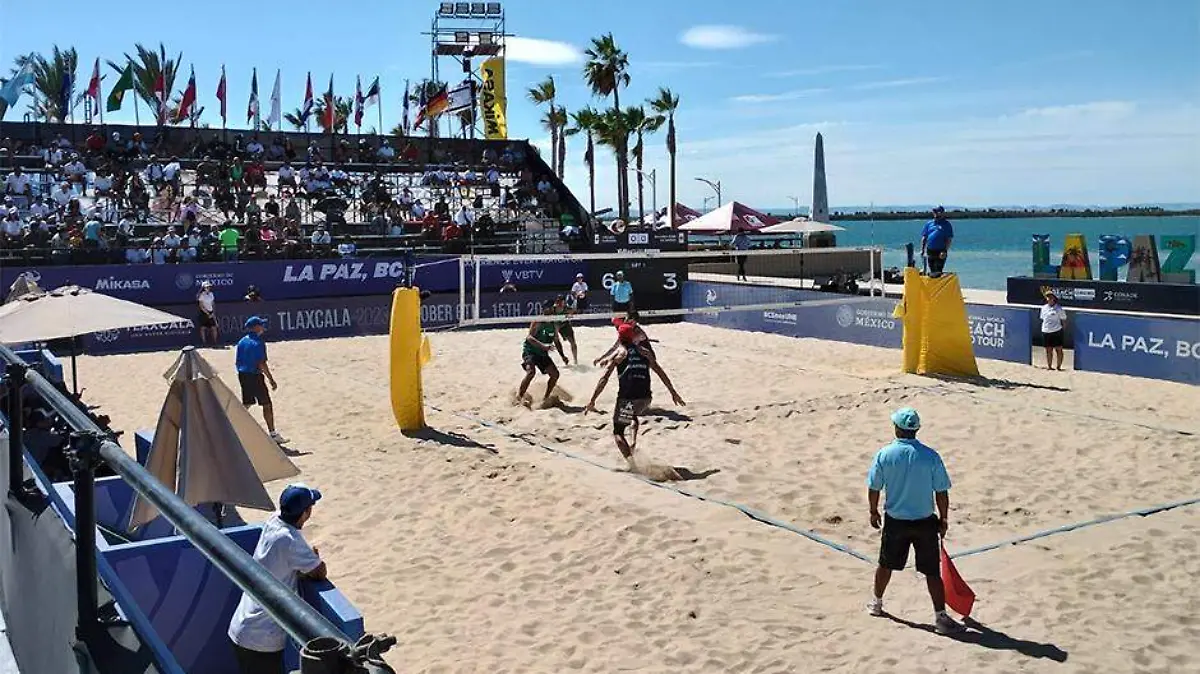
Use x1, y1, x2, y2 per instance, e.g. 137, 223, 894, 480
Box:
244, 316, 267, 330
890, 407, 921, 431
279, 483, 322, 517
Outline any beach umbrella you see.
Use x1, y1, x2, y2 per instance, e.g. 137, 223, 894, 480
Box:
128, 347, 300, 530
677, 202, 780, 233
760, 218, 846, 234
0, 284, 193, 394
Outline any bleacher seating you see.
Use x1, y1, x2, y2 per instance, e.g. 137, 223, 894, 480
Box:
0, 123, 589, 266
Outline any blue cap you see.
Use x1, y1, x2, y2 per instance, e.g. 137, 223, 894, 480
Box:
279, 484, 322, 516
932, 205, 946, 214
244, 316, 267, 330
891, 407, 921, 431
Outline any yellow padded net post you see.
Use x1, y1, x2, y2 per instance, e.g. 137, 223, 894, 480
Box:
896, 268, 979, 377
389, 287, 431, 430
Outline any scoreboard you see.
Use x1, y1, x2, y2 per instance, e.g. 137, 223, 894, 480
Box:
588, 227, 689, 316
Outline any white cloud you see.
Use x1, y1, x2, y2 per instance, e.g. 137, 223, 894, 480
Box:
680, 25, 776, 50
765, 65, 882, 78
851, 77, 946, 90
640, 61, 720, 70
730, 88, 830, 104
1015, 101, 1137, 120
505, 37, 583, 66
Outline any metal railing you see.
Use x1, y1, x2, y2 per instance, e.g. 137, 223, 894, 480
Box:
0, 344, 396, 672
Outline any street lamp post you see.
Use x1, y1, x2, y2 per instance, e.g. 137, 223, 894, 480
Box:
702, 196, 714, 212
630, 168, 658, 222
694, 176, 721, 208
788, 195, 800, 216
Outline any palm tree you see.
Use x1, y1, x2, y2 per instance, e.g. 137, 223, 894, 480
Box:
10, 48, 78, 122
627, 106, 662, 224
592, 108, 633, 218
526, 76, 558, 175
648, 87, 680, 226
583, 33, 631, 218
551, 106, 569, 178
566, 106, 601, 216
314, 96, 352, 134
283, 107, 309, 131
109, 43, 183, 124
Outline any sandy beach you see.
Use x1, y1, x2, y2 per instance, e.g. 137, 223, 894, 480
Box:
75, 322, 1199, 673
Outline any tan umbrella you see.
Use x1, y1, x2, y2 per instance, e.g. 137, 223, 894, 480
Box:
0, 284, 193, 393
760, 218, 846, 234
129, 347, 300, 530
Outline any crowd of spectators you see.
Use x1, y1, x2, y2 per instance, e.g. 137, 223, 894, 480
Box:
0, 127, 585, 266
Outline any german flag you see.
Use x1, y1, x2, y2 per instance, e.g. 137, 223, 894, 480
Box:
414, 88, 449, 128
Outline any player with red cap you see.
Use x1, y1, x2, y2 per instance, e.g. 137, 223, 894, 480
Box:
585, 322, 685, 470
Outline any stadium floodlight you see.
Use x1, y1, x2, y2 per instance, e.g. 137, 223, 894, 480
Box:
439, 2, 455, 14
470, 2, 486, 13
455, 2, 470, 14
454, 31, 471, 43
478, 32, 494, 45
485, 2, 502, 15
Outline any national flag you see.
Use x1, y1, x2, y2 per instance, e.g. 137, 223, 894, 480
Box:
152, 71, 166, 124
444, 80, 474, 113
86, 58, 102, 105
300, 71, 314, 124
104, 63, 134, 113
175, 66, 197, 123
58, 68, 74, 122
940, 544, 976, 618
321, 74, 335, 131
247, 68, 259, 123
0, 62, 34, 116
354, 75, 364, 128
215, 65, 227, 123
364, 76, 381, 108
401, 79, 410, 133
267, 69, 281, 129
414, 87, 449, 128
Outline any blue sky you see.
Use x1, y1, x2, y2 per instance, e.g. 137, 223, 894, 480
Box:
2, 0, 1197, 209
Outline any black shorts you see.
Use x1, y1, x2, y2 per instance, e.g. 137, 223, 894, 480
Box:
879, 514, 941, 577
613, 300, 631, 314
612, 397, 650, 435
238, 372, 272, 407
1043, 329, 1064, 348
231, 640, 284, 674
198, 312, 216, 329
559, 322, 574, 340
522, 350, 555, 374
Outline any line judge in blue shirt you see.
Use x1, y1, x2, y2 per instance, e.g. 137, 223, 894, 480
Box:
236, 316, 286, 444
919, 206, 954, 278
610, 270, 634, 315
866, 407, 963, 634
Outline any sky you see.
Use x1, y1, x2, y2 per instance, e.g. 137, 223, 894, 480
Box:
1, 0, 1198, 210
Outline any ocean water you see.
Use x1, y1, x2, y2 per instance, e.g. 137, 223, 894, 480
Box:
832, 216, 1200, 290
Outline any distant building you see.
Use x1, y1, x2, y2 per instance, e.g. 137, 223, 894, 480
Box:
812, 132, 829, 223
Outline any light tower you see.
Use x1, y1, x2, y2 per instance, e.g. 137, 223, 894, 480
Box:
426, 2, 507, 138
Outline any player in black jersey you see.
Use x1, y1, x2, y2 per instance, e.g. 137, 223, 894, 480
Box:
584, 323, 685, 470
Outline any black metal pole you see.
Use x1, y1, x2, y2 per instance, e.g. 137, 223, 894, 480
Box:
6, 362, 25, 495
70, 430, 101, 635
0, 344, 352, 651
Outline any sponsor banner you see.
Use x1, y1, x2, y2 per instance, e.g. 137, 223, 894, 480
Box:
1072, 313, 1200, 385
683, 282, 1031, 364
1007, 276, 1200, 316
83, 291, 564, 355
479, 57, 508, 140
1, 257, 589, 307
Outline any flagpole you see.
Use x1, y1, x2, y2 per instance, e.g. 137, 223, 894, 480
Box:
377, 85, 383, 139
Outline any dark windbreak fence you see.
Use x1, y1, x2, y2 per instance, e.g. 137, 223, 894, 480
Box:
0, 344, 397, 673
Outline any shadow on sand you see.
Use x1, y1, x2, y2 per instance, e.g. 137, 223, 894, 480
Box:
926, 373, 1071, 393
884, 614, 1068, 662
403, 427, 498, 454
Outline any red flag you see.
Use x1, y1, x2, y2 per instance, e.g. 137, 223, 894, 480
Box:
322, 74, 335, 132
216, 65, 227, 124
152, 72, 167, 125
86, 58, 102, 102
176, 66, 197, 124
940, 544, 976, 618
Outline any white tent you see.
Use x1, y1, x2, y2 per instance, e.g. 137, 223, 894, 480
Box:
129, 347, 300, 530
759, 218, 846, 234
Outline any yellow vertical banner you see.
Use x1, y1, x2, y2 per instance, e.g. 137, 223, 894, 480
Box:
480, 57, 508, 140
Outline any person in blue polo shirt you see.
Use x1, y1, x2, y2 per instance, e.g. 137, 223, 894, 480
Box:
610, 270, 634, 314
920, 206, 954, 278
866, 407, 963, 634
236, 316, 286, 444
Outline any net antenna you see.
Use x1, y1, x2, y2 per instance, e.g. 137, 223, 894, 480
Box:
425, 2, 506, 139
455, 246, 883, 328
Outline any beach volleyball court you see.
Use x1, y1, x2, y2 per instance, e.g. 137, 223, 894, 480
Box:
78, 322, 1200, 673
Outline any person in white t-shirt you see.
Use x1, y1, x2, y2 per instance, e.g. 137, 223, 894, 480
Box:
570, 273, 590, 311
228, 484, 326, 674
51, 183, 72, 210
162, 226, 182, 249
28, 196, 51, 220
197, 281, 218, 346
310, 225, 331, 246
4, 166, 31, 197
1039, 292, 1068, 371
246, 138, 265, 157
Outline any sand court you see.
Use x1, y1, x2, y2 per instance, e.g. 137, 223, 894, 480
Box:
74, 321, 1199, 673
